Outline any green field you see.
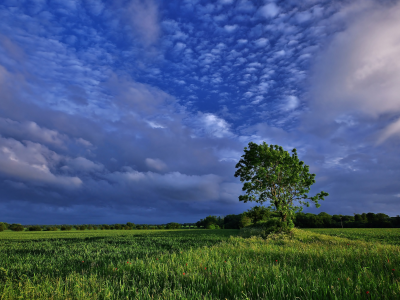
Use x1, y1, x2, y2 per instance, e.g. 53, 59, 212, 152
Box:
1, 228, 399, 299
303, 228, 400, 245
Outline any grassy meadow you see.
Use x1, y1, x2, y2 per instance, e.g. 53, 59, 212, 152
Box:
303, 228, 400, 246
0, 228, 399, 299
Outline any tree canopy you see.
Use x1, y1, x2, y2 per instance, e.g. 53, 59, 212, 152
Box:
234, 142, 329, 229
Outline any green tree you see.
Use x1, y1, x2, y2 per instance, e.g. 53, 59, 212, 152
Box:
239, 214, 252, 228
0, 222, 6, 232
126, 222, 135, 229
246, 205, 271, 224
235, 142, 329, 231
223, 214, 242, 229
9, 224, 24, 231
166, 222, 181, 229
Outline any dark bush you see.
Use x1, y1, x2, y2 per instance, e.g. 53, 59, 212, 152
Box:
9, 224, 24, 231
166, 222, 181, 229
61, 225, 72, 231
28, 225, 42, 231
0, 223, 7, 232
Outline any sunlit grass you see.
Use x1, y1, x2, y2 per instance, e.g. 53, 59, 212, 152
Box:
1, 229, 399, 299
303, 228, 400, 245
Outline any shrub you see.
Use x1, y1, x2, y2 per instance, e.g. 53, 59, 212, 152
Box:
166, 222, 181, 229
9, 224, 24, 231
206, 224, 215, 229
28, 225, 42, 231
0, 223, 7, 232
87, 226, 93, 230
61, 225, 72, 231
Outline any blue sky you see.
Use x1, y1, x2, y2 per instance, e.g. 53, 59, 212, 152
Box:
1, 0, 400, 225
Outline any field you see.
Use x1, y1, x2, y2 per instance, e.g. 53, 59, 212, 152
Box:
303, 228, 400, 245
1, 228, 400, 299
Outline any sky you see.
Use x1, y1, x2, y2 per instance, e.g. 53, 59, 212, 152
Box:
0, 0, 400, 225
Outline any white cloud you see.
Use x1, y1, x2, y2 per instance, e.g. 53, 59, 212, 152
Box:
145, 158, 167, 171
76, 138, 93, 147
376, 117, 400, 145
0, 136, 82, 188
0, 117, 68, 148
254, 38, 269, 48
224, 24, 238, 33
308, 2, 400, 142
219, 0, 234, 5
191, 112, 234, 138
66, 157, 104, 173
127, 0, 160, 46
258, 3, 280, 18
174, 42, 187, 52
282, 95, 299, 111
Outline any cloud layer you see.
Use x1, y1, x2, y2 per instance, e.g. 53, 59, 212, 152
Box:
0, 0, 399, 224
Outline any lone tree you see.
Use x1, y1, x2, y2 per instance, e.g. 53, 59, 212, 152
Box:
234, 142, 329, 231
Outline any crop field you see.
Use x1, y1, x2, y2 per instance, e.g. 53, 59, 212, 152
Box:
303, 228, 400, 246
1, 228, 400, 299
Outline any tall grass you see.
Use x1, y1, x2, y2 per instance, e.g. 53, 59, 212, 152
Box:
303, 228, 400, 245
1, 229, 399, 299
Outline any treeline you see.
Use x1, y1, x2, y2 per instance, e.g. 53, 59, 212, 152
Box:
0, 222, 191, 232
196, 207, 400, 229
2, 209, 399, 232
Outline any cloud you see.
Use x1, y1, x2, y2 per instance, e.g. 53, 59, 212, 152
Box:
219, 0, 234, 5
0, 118, 68, 148
304, 2, 400, 142
224, 25, 238, 33
0, 136, 82, 188
145, 158, 167, 171
126, 0, 161, 47
190, 112, 234, 139
253, 38, 269, 48
376, 117, 400, 145
65, 157, 104, 173
281, 95, 299, 111
257, 3, 280, 19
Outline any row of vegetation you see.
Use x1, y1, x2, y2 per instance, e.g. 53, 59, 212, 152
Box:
1, 228, 399, 299
0, 222, 187, 232
1, 209, 398, 233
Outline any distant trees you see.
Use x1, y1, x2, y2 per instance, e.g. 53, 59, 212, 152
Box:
0, 222, 7, 231
28, 225, 42, 231
294, 212, 393, 228
246, 206, 271, 224
127, 222, 135, 229
166, 222, 181, 229
9, 224, 24, 231
196, 216, 224, 229
61, 225, 72, 231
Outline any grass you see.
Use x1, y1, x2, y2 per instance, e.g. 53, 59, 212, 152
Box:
0, 228, 399, 299
303, 228, 400, 245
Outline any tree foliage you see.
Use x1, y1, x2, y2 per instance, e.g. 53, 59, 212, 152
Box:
246, 205, 271, 224
235, 142, 329, 229
166, 222, 181, 229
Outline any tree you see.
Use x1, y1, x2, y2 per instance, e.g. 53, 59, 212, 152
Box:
246, 205, 271, 224
0, 222, 6, 232
239, 214, 252, 228
235, 142, 329, 230
166, 222, 181, 229
9, 224, 24, 231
